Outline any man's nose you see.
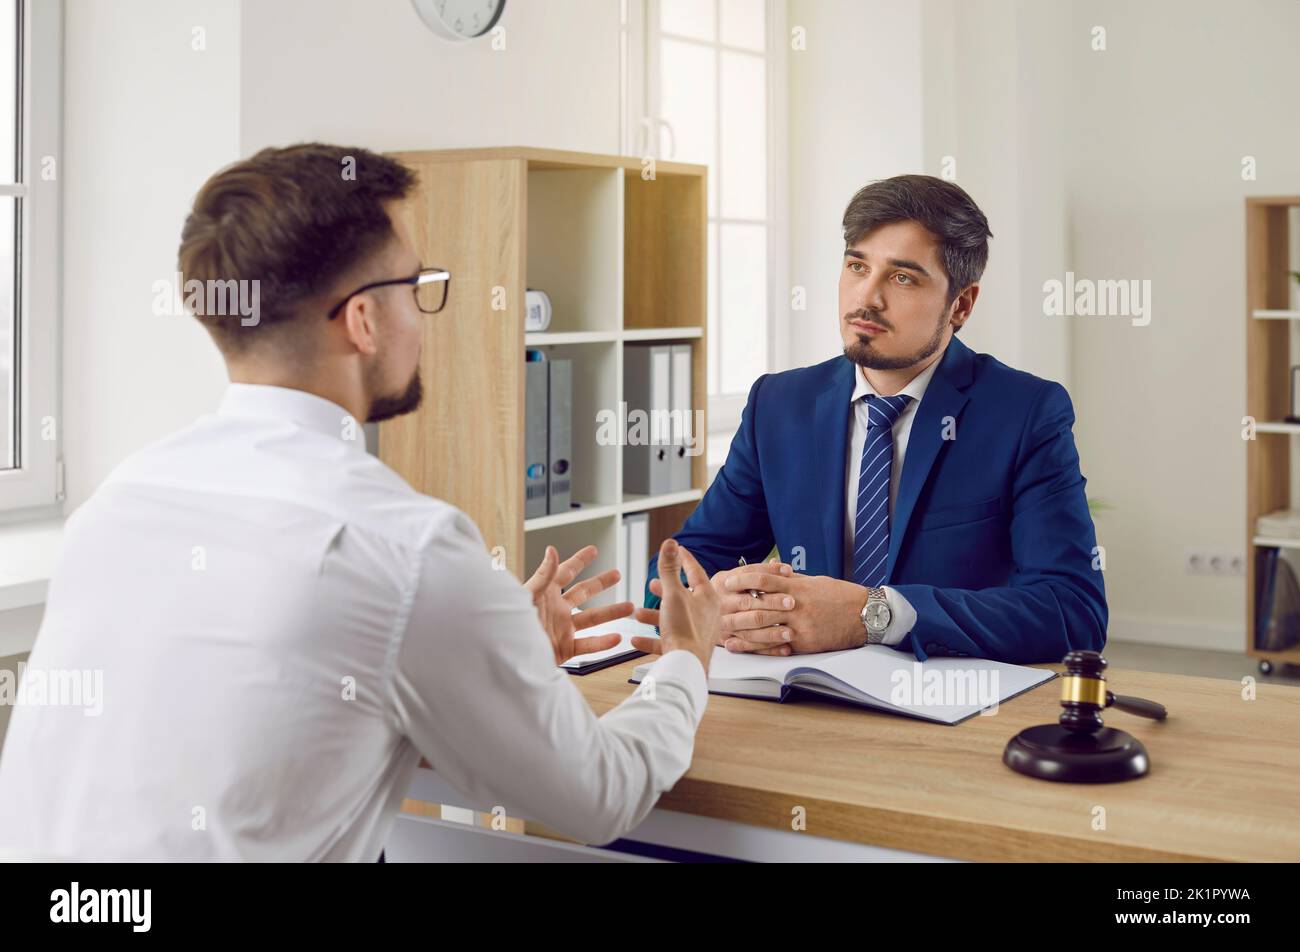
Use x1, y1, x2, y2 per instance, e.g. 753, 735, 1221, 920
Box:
855, 272, 887, 313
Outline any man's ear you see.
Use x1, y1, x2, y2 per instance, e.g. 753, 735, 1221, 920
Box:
949, 283, 979, 331
339, 293, 380, 357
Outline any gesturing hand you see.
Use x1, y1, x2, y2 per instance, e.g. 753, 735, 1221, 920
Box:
628, 539, 720, 675
524, 544, 634, 665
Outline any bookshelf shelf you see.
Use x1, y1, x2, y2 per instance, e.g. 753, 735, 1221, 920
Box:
1253, 536, 1300, 550
525, 503, 621, 532
622, 489, 705, 513
525, 489, 708, 532
379, 147, 708, 606
524, 328, 704, 346
525, 331, 619, 346
621, 327, 704, 342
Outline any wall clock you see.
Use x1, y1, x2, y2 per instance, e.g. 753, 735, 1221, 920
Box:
411, 0, 507, 42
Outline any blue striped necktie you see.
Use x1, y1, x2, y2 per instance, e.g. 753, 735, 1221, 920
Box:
851, 394, 913, 589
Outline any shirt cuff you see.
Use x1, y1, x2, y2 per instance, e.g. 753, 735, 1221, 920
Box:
644, 649, 710, 719
880, 586, 918, 646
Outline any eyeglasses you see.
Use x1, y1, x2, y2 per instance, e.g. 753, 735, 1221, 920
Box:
326, 267, 451, 320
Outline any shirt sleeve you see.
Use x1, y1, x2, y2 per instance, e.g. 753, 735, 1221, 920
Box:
385, 510, 708, 846
880, 585, 918, 646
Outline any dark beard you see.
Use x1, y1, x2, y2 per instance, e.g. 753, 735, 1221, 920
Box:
842, 308, 947, 371
367, 369, 423, 423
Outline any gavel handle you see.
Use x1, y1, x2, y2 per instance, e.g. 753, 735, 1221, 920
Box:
1107, 692, 1168, 720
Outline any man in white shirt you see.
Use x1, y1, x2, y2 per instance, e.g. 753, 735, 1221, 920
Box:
0, 143, 719, 861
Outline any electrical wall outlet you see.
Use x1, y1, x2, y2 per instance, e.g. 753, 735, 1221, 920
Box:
1185, 550, 1246, 577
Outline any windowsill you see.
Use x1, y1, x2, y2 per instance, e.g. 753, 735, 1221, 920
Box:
0, 517, 64, 612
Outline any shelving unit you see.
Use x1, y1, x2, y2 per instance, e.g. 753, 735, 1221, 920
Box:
1245, 197, 1300, 672
379, 147, 708, 606
1253, 536, 1300, 550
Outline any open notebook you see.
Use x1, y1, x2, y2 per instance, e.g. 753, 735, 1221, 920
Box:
630, 644, 1056, 725
560, 615, 654, 674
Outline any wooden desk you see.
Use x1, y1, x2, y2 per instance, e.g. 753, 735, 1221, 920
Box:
567, 658, 1300, 862
390, 658, 1300, 863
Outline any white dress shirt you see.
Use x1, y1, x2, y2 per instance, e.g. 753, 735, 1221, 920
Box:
842, 357, 943, 645
0, 384, 707, 860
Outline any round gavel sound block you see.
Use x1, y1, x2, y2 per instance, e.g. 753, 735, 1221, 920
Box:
1003, 650, 1159, 783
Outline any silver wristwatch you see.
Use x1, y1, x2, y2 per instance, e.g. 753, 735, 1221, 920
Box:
860, 586, 892, 644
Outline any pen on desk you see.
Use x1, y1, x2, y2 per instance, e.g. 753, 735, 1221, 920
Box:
737, 556, 762, 600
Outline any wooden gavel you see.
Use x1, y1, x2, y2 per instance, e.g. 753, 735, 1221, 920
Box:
1003, 650, 1168, 783
1057, 650, 1167, 732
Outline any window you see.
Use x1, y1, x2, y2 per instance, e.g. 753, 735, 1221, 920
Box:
637, 0, 788, 443
0, 0, 61, 515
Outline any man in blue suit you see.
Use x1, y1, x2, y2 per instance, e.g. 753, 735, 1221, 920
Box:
639, 174, 1106, 665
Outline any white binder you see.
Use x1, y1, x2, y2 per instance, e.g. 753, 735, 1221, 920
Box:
623, 512, 650, 607
624, 344, 673, 495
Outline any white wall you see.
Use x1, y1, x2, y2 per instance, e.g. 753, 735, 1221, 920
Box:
61, 0, 237, 510
1065, 0, 1300, 648
239, 0, 624, 156
785, 0, 925, 370
917, 0, 1070, 385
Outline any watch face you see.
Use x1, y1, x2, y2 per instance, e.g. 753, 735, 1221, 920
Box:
866, 601, 891, 631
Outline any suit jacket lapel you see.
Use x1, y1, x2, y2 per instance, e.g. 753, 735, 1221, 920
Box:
814, 358, 856, 579
885, 336, 976, 581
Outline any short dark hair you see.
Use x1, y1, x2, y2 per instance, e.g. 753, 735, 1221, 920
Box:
178, 142, 416, 354
842, 174, 992, 312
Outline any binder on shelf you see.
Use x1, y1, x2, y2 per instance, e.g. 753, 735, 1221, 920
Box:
623, 512, 650, 608
616, 519, 630, 604
524, 354, 549, 519
1256, 547, 1300, 652
624, 344, 672, 496
547, 359, 572, 515
669, 343, 693, 492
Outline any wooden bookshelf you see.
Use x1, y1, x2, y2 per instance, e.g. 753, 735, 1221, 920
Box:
378, 147, 708, 601
1245, 196, 1300, 673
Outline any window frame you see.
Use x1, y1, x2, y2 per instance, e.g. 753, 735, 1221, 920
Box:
0, 0, 62, 518
638, 0, 789, 442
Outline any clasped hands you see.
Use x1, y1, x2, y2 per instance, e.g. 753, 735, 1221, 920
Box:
635, 558, 871, 658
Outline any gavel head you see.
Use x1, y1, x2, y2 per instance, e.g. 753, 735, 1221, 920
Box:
1058, 650, 1108, 733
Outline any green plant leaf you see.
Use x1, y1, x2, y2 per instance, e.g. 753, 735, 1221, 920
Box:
1086, 496, 1110, 515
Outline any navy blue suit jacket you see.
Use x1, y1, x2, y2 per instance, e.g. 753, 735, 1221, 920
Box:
646, 335, 1107, 664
